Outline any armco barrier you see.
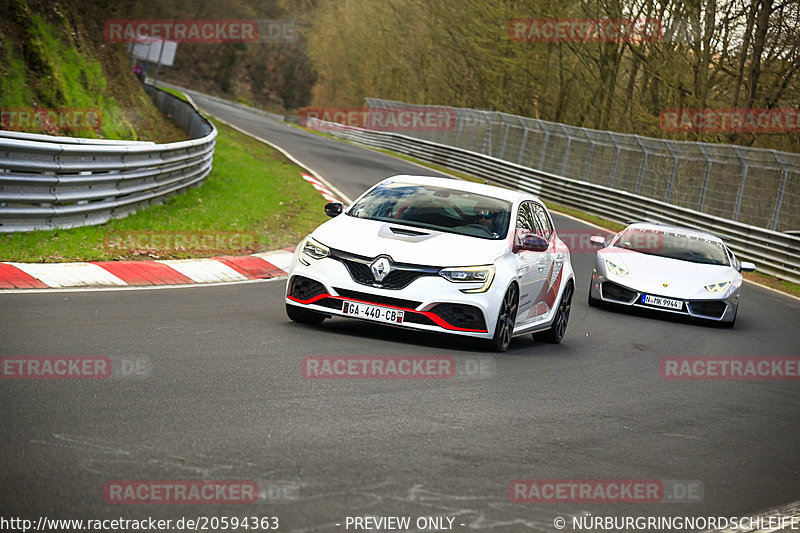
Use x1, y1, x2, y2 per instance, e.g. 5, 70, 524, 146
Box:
316, 120, 800, 284
0, 85, 216, 232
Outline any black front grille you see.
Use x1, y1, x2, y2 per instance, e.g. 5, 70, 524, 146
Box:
289, 275, 327, 301
312, 298, 342, 310
602, 281, 638, 303
403, 313, 438, 326
329, 248, 439, 290
333, 287, 422, 310
429, 303, 487, 330
688, 300, 727, 319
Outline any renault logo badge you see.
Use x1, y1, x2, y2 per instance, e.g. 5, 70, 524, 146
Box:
371, 257, 391, 282
662, 283, 669, 287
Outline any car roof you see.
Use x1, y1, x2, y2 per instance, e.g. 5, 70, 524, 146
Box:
625, 222, 725, 244
378, 175, 539, 204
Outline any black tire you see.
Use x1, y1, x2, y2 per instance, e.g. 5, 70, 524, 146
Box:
286, 303, 327, 326
534, 281, 574, 344
488, 283, 519, 352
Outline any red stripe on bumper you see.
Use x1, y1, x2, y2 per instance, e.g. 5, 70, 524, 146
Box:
287, 293, 487, 333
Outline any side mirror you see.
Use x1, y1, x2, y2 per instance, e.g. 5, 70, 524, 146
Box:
516, 233, 548, 253
740, 261, 756, 272
590, 235, 606, 247
324, 202, 343, 217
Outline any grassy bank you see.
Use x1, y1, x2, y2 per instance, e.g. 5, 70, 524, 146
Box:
0, 117, 328, 262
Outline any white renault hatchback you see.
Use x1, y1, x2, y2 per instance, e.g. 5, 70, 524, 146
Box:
285, 175, 575, 351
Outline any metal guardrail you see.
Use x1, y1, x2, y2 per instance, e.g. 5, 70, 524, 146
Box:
0, 85, 216, 232
318, 121, 800, 284
367, 98, 800, 234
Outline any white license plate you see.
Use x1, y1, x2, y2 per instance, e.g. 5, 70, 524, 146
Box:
341, 301, 404, 324
642, 294, 683, 310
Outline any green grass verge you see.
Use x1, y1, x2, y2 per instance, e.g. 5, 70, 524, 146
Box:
159, 87, 189, 103
0, 118, 328, 262
292, 123, 800, 297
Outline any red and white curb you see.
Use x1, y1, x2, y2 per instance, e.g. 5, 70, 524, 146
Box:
301, 172, 340, 203
0, 249, 295, 290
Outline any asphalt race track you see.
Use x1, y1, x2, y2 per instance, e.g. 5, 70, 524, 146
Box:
1, 92, 799, 532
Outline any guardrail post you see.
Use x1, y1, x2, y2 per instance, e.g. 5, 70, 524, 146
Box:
771, 150, 789, 231
732, 147, 749, 222
697, 144, 712, 211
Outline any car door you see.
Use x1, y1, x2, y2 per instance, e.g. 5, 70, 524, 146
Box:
513, 201, 549, 329
529, 201, 562, 318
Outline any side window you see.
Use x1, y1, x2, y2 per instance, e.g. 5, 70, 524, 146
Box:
531, 202, 553, 240
514, 202, 535, 247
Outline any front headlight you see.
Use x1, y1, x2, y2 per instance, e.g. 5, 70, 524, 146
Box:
298, 236, 329, 265
439, 265, 495, 293
704, 281, 731, 293
605, 259, 629, 277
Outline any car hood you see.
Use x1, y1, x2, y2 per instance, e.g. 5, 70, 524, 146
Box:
601, 249, 735, 287
312, 215, 507, 266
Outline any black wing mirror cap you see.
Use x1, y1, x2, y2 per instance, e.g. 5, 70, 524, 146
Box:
324, 202, 344, 217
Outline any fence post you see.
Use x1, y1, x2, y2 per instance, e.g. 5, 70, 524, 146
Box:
697, 144, 712, 211
664, 141, 678, 203
732, 147, 749, 222
583, 129, 596, 182
538, 131, 551, 170
559, 124, 572, 178
609, 135, 621, 188
634, 136, 648, 195
499, 115, 510, 161
517, 122, 530, 165
771, 150, 789, 231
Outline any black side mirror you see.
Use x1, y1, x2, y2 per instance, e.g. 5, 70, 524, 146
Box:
515, 233, 548, 253
324, 202, 343, 217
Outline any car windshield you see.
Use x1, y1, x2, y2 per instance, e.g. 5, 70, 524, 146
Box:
614, 228, 729, 265
347, 182, 511, 240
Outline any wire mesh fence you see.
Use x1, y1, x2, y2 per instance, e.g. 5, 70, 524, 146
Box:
366, 98, 800, 233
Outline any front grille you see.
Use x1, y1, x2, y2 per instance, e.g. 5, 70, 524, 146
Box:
333, 287, 422, 310
688, 300, 727, 319
429, 303, 487, 330
329, 248, 440, 290
403, 313, 438, 326
288, 275, 327, 301
601, 281, 638, 303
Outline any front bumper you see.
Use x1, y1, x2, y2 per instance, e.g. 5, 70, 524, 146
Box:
589, 272, 738, 323
286, 254, 500, 338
